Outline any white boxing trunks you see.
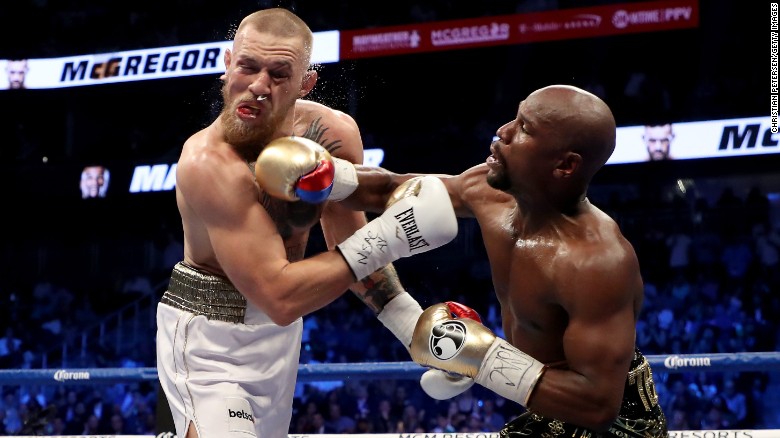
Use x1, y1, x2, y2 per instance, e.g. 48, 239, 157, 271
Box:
156, 262, 302, 438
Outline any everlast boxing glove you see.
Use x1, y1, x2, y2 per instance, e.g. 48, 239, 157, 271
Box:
337, 176, 457, 281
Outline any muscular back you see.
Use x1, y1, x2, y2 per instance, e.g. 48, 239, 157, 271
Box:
457, 165, 643, 366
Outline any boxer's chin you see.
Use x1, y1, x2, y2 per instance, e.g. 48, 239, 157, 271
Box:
220, 110, 274, 152
486, 169, 510, 191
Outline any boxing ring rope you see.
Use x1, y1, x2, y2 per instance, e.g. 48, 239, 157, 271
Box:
2, 352, 779, 437
2, 352, 779, 384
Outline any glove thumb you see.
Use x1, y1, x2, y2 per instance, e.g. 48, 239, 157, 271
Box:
420, 368, 475, 400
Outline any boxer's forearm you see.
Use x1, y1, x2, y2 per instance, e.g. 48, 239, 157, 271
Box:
341, 165, 419, 213
351, 264, 406, 314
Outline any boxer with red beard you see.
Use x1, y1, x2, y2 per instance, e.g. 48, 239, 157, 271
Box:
155, 8, 457, 438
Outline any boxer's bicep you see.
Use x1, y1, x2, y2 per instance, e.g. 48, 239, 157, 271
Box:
557, 255, 637, 404
208, 193, 292, 301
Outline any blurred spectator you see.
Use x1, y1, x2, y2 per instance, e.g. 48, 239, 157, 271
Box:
745, 186, 771, 228
431, 410, 454, 433
81, 413, 100, 435
747, 375, 768, 427
156, 229, 185, 277
324, 402, 355, 433
690, 224, 722, 274
666, 224, 692, 277
105, 413, 127, 434
722, 378, 748, 427
352, 383, 374, 421
371, 398, 398, 433
702, 396, 736, 429
0, 327, 23, 367
719, 229, 754, 287
668, 408, 692, 431
753, 223, 780, 281
309, 412, 326, 434
30, 277, 57, 322
689, 372, 719, 403
454, 387, 479, 417
2, 391, 23, 434
481, 398, 506, 431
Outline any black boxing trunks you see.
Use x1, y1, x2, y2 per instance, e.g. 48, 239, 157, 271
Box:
499, 349, 667, 438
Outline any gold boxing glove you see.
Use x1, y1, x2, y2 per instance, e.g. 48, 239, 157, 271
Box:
410, 303, 496, 378
254, 136, 357, 203
410, 303, 546, 407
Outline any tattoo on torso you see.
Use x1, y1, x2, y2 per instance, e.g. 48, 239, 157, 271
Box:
254, 117, 346, 262
301, 117, 343, 155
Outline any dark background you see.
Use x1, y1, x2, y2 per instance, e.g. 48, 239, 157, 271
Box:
0, 1, 778, 433
0, 0, 774, 345
0, 0, 780, 354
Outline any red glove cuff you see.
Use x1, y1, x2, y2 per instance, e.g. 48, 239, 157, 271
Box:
445, 301, 482, 323
295, 159, 335, 203
296, 159, 335, 191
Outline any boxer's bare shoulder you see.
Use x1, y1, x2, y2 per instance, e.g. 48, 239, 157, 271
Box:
453, 164, 514, 218
294, 99, 362, 163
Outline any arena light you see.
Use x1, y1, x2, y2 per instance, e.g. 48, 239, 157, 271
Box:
1, 0, 698, 90
0, 30, 340, 90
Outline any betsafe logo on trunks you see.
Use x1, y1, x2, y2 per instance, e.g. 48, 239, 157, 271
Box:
228, 408, 254, 423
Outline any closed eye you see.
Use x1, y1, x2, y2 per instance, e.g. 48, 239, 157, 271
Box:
269, 69, 291, 81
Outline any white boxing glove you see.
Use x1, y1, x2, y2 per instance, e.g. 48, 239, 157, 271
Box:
337, 176, 457, 280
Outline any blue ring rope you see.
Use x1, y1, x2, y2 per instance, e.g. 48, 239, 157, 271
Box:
0, 352, 777, 385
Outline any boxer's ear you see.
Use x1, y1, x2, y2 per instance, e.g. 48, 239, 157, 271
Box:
300, 70, 317, 98
554, 152, 581, 178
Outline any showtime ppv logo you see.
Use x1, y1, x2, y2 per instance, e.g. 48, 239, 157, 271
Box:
612, 6, 693, 29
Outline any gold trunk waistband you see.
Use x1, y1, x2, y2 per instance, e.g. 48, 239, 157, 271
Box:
161, 262, 247, 323
628, 356, 659, 410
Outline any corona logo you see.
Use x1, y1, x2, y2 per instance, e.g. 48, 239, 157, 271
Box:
53, 370, 91, 382
663, 355, 711, 370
